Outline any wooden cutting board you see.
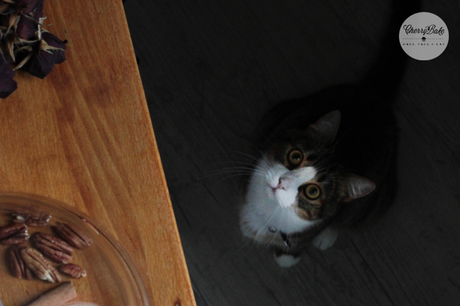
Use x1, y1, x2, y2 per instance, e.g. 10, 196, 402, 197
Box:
0, 0, 196, 305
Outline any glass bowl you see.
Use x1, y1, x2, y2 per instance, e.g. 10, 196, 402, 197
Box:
0, 192, 150, 306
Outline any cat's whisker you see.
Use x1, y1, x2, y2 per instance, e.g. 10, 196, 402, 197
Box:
207, 160, 260, 167
201, 172, 252, 181
200, 165, 262, 176
227, 138, 265, 154
213, 166, 258, 172
235, 236, 262, 257
201, 173, 254, 186
197, 165, 254, 178
228, 150, 262, 162
201, 173, 253, 180
211, 169, 263, 178
197, 168, 266, 188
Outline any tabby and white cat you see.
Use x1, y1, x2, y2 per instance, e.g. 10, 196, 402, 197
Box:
239, 103, 396, 267
239, 0, 417, 267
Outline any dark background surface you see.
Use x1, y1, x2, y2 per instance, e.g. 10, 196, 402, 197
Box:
124, 1, 460, 305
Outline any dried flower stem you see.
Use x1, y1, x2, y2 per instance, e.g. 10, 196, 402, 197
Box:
25, 281, 77, 306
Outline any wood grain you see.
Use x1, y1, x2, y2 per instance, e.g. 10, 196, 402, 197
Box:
0, 0, 195, 305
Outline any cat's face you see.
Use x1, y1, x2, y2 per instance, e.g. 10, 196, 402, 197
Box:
253, 111, 375, 221
259, 143, 335, 221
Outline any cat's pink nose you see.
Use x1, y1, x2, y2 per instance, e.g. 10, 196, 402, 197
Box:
274, 178, 286, 190
269, 181, 280, 192
269, 178, 287, 193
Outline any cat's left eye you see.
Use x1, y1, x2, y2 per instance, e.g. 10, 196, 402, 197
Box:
287, 149, 304, 167
304, 184, 321, 200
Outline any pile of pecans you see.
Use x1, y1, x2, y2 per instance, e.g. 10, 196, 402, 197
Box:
0, 211, 91, 283
0, 0, 67, 99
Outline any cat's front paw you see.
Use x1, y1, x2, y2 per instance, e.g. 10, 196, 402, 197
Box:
274, 253, 301, 268
312, 227, 338, 251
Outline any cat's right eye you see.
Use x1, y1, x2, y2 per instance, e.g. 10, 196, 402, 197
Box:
287, 149, 304, 167
304, 184, 321, 200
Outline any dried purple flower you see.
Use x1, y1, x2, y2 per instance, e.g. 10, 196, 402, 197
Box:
0, 1, 14, 15
16, 15, 38, 41
15, 0, 44, 15
0, 52, 17, 98
12, 0, 43, 40
0, 0, 66, 97
21, 32, 66, 79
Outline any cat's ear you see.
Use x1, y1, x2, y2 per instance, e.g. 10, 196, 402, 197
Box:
341, 174, 376, 202
307, 110, 341, 144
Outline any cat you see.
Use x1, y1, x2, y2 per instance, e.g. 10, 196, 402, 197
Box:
239, 0, 419, 267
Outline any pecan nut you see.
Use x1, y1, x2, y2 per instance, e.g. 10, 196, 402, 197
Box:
31, 232, 74, 264
12, 212, 52, 227
54, 222, 92, 249
20, 247, 62, 282
0, 223, 29, 245
59, 263, 87, 278
7, 246, 36, 280
7, 246, 25, 278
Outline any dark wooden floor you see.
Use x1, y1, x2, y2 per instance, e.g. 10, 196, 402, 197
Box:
124, 1, 460, 305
